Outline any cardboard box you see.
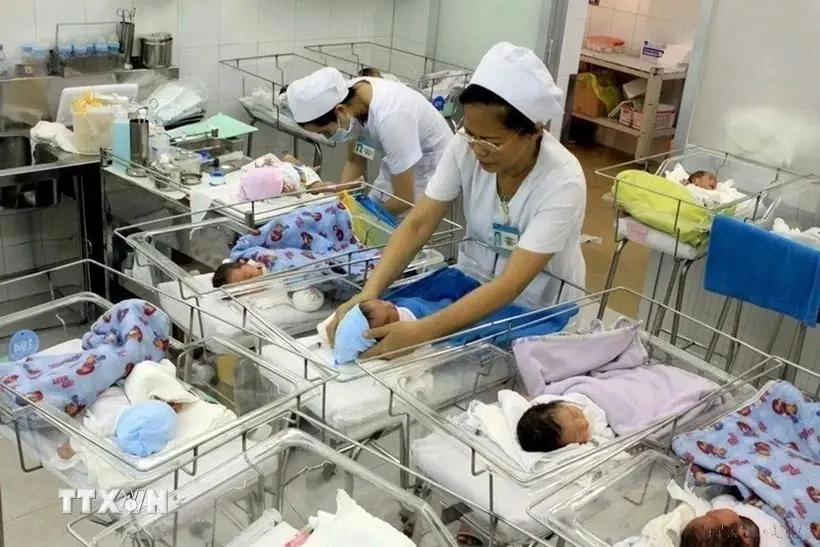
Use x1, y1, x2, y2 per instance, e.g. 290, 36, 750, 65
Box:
572, 73, 609, 118
618, 101, 676, 131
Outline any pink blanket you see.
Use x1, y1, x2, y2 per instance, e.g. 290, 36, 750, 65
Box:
513, 318, 720, 435
540, 365, 719, 435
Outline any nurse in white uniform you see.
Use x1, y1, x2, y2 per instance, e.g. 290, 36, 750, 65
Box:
286, 67, 453, 215
326, 42, 587, 357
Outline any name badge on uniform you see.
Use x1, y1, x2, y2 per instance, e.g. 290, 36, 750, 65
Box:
353, 141, 376, 160
492, 222, 520, 251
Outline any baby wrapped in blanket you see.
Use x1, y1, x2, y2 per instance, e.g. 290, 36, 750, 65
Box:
511, 318, 721, 454
615, 479, 791, 547
327, 267, 578, 365
212, 199, 382, 287
0, 299, 170, 417
671, 381, 819, 546
665, 163, 759, 219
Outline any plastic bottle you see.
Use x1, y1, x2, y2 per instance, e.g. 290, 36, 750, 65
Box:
31, 44, 48, 76
107, 34, 120, 55
57, 41, 73, 59
94, 38, 108, 56
208, 170, 226, 186
111, 105, 131, 168
73, 41, 89, 58
21, 43, 34, 76
0, 45, 8, 79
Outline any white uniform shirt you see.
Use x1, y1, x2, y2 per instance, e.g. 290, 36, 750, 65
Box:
353, 78, 453, 207
425, 131, 586, 305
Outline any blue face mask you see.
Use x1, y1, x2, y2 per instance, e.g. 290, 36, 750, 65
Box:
328, 112, 360, 142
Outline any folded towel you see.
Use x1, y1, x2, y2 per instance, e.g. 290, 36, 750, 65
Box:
772, 218, 820, 250
704, 214, 820, 326
123, 360, 200, 405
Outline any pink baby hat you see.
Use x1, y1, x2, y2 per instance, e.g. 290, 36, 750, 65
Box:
239, 167, 285, 201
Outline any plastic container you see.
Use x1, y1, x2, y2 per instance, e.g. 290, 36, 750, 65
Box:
58, 41, 73, 58
73, 105, 115, 154
107, 35, 120, 55
585, 35, 626, 54
208, 170, 226, 186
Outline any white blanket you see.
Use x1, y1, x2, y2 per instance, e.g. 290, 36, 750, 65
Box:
664, 163, 756, 218
229, 490, 415, 546
772, 217, 820, 249
451, 390, 614, 473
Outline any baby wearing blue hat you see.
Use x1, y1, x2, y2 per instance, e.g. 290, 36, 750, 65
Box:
332, 299, 417, 365
114, 400, 178, 457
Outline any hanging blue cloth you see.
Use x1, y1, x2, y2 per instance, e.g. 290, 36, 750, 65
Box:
704, 214, 820, 326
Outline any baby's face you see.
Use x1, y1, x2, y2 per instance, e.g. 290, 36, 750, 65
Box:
685, 509, 750, 544
553, 403, 591, 445
364, 300, 400, 328
690, 172, 718, 190
228, 262, 264, 284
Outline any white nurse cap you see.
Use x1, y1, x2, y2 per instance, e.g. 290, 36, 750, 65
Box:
286, 67, 349, 123
470, 42, 564, 124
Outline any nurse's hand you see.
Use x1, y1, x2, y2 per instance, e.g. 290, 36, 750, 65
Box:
361, 321, 428, 360
325, 294, 368, 347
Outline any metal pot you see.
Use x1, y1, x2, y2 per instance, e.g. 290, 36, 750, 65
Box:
139, 33, 173, 68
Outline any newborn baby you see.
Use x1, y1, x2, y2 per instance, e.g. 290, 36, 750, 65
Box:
212, 260, 264, 287
688, 170, 718, 190
359, 299, 417, 328
517, 400, 594, 452
681, 508, 760, 547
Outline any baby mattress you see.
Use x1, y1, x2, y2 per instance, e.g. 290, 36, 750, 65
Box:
156, 273, 334, 341
411, 428, 589, 543
260, 336, 511, 438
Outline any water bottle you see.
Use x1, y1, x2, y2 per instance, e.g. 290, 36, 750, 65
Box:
0, 44, 8, 79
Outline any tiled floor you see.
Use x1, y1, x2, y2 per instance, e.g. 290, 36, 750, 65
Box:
0, 145, 646, 546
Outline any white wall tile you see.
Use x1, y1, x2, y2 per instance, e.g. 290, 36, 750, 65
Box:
258, 0, 296, 45
597, 0, 616, 8
611, 10, 637, 45
294, 0, 331, 41
361, 0, 396, 39
132, 0, 178, 37
178, 45, 219, 101
0, 1, 35, 61
637, 0, 652, 15
587, 6, 614, 37
218, 43, 259, 101
614, 0, 641, 14
35, 0, 87, 45
220, 0, 259, 44
178, 0, 220, 47
392, 0, 430, 43
258, 41, 294, 56
85, 0, 132, 26
330, 0, 365, 40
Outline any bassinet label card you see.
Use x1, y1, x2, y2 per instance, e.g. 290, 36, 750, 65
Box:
9, 330, 39, 361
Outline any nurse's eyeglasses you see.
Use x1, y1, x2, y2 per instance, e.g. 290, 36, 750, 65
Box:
456, 124, 520, 154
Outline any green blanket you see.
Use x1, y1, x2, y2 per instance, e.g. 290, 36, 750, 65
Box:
612, 170, 713, 247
